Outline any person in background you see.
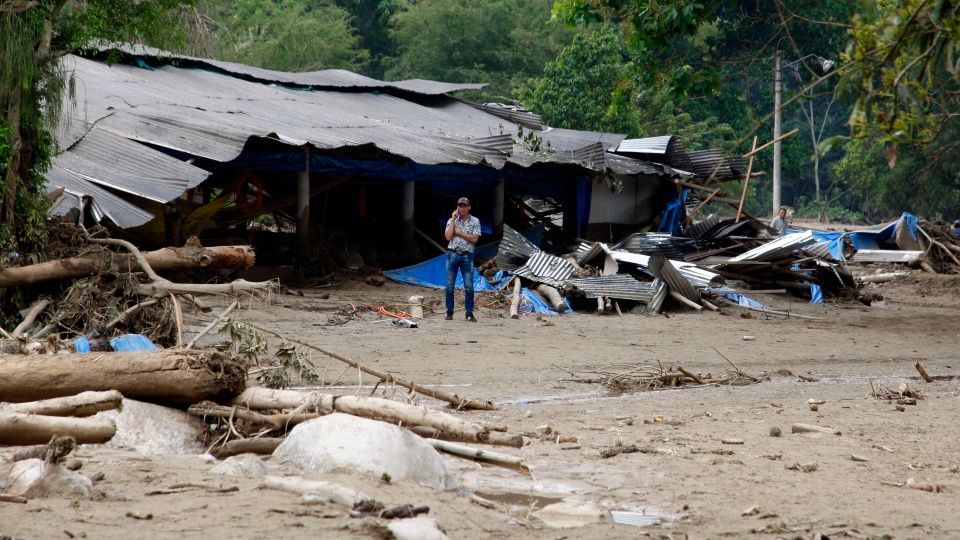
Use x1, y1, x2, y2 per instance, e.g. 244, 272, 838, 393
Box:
952, 219, 960, 238
444, 197, 481, 321
771, 206, 789, 236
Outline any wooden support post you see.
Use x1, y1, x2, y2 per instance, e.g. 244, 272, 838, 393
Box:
493, 177, 505, 239
509, 277, 522, 319
736, 136, 758, 223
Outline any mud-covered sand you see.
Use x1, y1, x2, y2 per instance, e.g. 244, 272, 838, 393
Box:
2, 272, 958, 539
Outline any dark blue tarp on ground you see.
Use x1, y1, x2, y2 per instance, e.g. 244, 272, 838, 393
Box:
382, 251, 499, 291
810, 231, 846, 260
520, 288, 573, 315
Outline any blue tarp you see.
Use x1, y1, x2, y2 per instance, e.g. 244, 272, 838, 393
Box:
810, 231, 847, 261
809, 284, 824, 304
520, 288, 573, 315
658, 189, 689, 236
382, 251, 499, 291
849, 212, 919, 250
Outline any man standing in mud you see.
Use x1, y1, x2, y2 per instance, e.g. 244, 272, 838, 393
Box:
444, 197, 480, 322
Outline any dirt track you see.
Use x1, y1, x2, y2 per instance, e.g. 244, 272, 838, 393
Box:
2, 272, 959, 539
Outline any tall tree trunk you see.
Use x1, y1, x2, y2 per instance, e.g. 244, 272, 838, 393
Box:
2, 83, 22, 227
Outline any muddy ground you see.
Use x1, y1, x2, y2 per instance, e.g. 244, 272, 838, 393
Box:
2, 271, 958, 539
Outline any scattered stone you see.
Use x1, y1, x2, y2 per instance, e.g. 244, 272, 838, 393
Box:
742, 505, 761, 516
787, 462, 818, 473
721, 439, 744, 445
769, 427, 782, 437
810, 404, 819, 412
125, 511, 153, 520
5, 459, 92, 499
850, 454, 870, 462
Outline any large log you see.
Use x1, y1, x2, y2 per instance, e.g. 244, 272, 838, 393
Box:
3, 390, 123, 417
0, 350, 247, 406
232, 388, 521, 447
0, 242, 255, 288
0, 412, 116, 445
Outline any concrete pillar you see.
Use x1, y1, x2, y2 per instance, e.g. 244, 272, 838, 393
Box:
493, 176, 505, 238
296, 148, 310, 254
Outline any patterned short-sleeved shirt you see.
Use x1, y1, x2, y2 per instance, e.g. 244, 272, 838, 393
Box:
446, 215, 481, 253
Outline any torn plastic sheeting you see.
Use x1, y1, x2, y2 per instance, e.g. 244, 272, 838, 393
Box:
382, 252, 498, 291
110, 334, 159, 351
809, 284, 824, 304
520, 287, 573, 315
720, 292, 766, 310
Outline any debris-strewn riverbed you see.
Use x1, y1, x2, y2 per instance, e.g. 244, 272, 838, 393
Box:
2, 273, 958, 539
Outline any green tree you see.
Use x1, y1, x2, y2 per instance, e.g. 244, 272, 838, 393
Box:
386, 0, 573, 100
839, 0, 960, 147
183, 0, 369, 72
1, 0, 189, 254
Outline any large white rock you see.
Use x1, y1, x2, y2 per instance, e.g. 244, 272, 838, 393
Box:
210, 454, 267, 478
273, 413, 451, 490
387, 517, 449, 540
5, 459, 92, 499
94, 398, 206, 454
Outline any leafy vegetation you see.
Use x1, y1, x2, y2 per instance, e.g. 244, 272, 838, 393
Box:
2, 0, 958, 259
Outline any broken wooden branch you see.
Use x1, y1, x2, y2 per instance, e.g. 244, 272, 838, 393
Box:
2, 390, 123, 417
669, 291, 703, 311
509, 277, 521, 319
186, 300, 239, 349
231, 388, 519, 447
11, 298, 50, 337
735, 136, 758, 223
424, 438, 529, 474
260, 475, 370, 507
791, 423, 841, 436
188, 402, 319, 431
0, 411, 116, 445
243, 323, 497, 410
210, 437, 282, 459
915, 360, 933, 383
0, 350, 247, 406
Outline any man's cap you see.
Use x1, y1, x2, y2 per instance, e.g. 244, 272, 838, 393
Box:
457, 197, 470, 205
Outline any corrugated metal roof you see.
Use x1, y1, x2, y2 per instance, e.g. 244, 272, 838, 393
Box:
615, 135, 693, 171
613, 232, 691, 259
471, 103, 543, 130
514, 251, 576, 288
495, 225, 541, 270
94, 42, 486, 96
48, 54, 680, 228
539, 128, 625, 152
564, 274, 658, 302
606, 247, 724, 288
647, 254, 700, 303
726, 230, 816, 262
685, 214, 721, 240
687, 149, 746, 180
45, 166, 155, 228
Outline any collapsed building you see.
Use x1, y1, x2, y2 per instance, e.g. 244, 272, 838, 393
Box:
44, 44, 744, 272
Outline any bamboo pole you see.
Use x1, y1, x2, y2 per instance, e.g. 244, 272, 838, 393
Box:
3, 390, 123, 417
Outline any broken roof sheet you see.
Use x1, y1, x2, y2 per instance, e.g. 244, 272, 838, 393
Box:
93, 43, 486, 96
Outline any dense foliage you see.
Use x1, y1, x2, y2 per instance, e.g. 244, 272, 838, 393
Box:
3, 0, 958, 256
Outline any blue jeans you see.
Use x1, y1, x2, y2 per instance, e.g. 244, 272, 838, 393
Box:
445, 250, 474, 316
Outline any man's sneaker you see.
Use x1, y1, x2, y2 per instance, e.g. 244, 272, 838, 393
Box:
445, 312, 453, 320
465, 314, 477, 322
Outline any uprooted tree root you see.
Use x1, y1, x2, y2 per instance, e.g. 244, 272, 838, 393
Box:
557, 361, 761, 396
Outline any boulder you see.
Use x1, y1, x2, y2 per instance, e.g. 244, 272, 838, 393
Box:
94, 398, 206, 454
5, 459, 92, 499
273, 413, 451, 490
387, 517, 449, 540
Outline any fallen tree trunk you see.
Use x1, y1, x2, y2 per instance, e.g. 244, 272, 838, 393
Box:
0, 242, 256, 288
0, 412, 116, 445
535, 284, 566, 313
3, 390, 123, 417
0, 350, 247, 406
232, 388, 521, 447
